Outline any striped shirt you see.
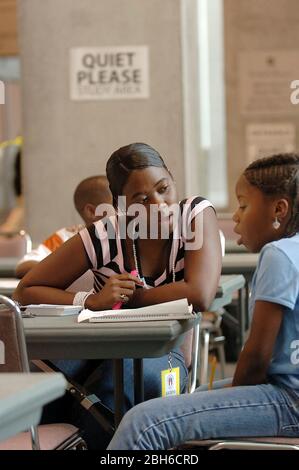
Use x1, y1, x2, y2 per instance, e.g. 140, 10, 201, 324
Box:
80, 196, 213, 292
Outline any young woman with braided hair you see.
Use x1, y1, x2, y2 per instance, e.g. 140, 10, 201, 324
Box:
108, 153, 299, 450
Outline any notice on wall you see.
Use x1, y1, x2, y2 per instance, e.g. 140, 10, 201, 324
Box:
70, 46, 149, 100
246, 123, 295, 164
239, 51, 299, 116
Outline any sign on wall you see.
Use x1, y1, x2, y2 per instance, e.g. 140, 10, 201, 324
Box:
246, 123, 295, 164
70, 46, 149, 100
239, 51, 299, 116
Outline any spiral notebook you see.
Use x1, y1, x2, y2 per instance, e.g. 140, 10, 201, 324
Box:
77, 298, 196, 323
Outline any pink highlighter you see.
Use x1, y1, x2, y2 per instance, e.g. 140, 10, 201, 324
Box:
112, 270, 138, 310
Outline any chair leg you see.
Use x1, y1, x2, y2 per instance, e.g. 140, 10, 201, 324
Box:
217, 343, 226, 379
32, 360, 115, 436
55, 434, 88, 450
188, 323, 200, 393
213, 325, 226, 379
200, 329, 210, 385
30, 425, 40, 450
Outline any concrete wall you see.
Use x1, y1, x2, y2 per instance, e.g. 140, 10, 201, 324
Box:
16, 0, 299, 234
17, 0, 195, 241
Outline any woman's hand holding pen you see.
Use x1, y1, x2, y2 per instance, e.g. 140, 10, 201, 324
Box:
85, 273, 143, 311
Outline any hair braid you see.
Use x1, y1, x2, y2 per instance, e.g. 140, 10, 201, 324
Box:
244, 153, 299, 237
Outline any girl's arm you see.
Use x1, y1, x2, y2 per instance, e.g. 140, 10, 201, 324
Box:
232, 300, 283, 386
129, 207, 222, 311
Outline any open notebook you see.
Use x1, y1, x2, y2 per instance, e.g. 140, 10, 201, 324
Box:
77, 298, 196, 323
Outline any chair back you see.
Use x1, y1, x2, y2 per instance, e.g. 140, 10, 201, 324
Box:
0, 296, 81, 450
0, 231, 32, 257
0, 295, 29, 372
0, 145, 19, 214
183, 229, 226, 390
219, 230, 225, 257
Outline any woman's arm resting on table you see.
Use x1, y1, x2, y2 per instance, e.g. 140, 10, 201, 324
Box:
13, 234, 142, 309
130, 207, 222, 311
15, 260, 39, 278
13, 234, 90, 305
232, 300, 283, 386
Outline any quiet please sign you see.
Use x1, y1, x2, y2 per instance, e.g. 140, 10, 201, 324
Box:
70, 46, 149, 100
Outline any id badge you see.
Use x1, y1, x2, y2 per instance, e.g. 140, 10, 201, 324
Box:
161, 367, 180, 397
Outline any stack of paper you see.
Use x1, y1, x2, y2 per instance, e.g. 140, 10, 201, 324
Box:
77, 298, 195, 323
23, 304, 82, 317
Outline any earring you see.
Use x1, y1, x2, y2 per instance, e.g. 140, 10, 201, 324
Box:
273, 217, 281, 230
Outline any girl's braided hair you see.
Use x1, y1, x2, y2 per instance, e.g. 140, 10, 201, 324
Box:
244, 153, 299, 237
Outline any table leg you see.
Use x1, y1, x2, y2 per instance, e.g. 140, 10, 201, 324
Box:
133, 358, 144, 405
113, 359, 124, 427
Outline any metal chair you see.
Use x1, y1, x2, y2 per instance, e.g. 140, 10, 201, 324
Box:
198, 311, 226, 385
0, 230, 32, 257
181, 317, 200, 394
180, 436, 299, 450
0, 295, 87, 450
197, 231, 226, 385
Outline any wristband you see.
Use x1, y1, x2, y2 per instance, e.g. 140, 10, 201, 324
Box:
73, 291, 93, 308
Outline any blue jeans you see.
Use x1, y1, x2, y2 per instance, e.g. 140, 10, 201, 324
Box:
49, 350, 188, 449
108, 378, 299, 450
83, 349, 188, 410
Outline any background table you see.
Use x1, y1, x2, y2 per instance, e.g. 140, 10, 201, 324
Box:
222, 252, 258, 276
212, 275, 246, 351
225, 240, 249, 254
0, 257, 20, 278
0, 277, 19, 295
0, 373, 66, 442
213, 274, 245, 308
222, 253, 258, 338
